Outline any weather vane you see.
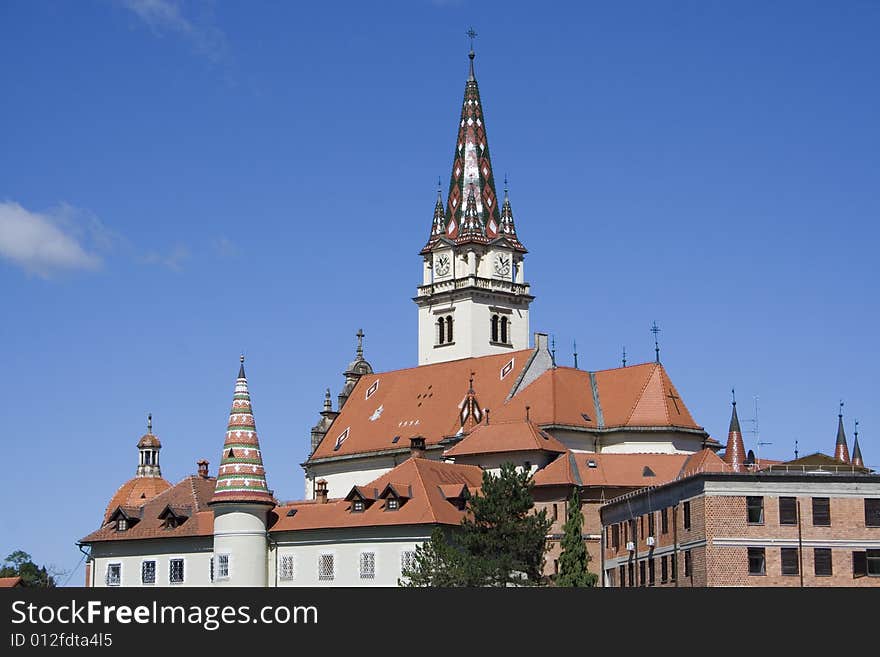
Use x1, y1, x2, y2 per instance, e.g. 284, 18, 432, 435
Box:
651, 321, 661, 363
466, 27, 478, 50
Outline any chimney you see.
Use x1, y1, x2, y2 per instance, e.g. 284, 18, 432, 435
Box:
410, 436, 426, 459
315, 479, 329, 504
197, 459, 209, 478
534, 332, 548, 351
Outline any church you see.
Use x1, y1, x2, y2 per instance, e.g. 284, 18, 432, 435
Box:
79, 47, 875, 588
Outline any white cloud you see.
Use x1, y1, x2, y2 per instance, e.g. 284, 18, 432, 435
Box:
0, 201, 103, 277
139, 243, 189, 271
119, 0, 227, 60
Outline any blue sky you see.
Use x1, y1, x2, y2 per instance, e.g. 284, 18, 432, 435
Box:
1, 1, 878, 583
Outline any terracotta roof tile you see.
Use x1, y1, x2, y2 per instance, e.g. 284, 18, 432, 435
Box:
82, 475, 216, 544
0, 577, 22, 587
102, 476, 171, 524
271, 458, 484, 532
533, 451, 692, 488
308, 349, 534, 460
444, 420, 567, 458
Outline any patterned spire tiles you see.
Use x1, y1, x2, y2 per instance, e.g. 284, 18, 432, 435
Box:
210, 358, 274, 505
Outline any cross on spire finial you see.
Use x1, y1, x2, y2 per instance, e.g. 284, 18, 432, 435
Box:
147, 412, 152, 434
651, 321, 661, 363
466, 26, 478, 49
839, 399, 844, 417
356, 328, 365, 359
622, 346, 627, 367
573, 339, 578, 369
732, 387, 736, 406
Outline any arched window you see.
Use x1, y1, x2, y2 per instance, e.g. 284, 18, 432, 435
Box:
437, 317, 445, 345
491, 315, 499, 342
446, 316, 453, 343
500, 316, 508, 344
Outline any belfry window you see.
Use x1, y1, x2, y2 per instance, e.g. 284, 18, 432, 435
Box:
446, 316, 453, 342
500, 316, 508, 344
491, 315, 499, 342
438, 317, 445, 344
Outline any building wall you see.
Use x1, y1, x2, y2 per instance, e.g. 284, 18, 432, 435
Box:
89, 537, 213, 587
598, 431, 707, 455
270, 525, 433, 587
212, 504, 270, 587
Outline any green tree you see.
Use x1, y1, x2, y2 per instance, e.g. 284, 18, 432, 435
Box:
556, 488, 598, 587
459, 462, 551, 586
0, 551, 61, 587
399, 527, 465, 587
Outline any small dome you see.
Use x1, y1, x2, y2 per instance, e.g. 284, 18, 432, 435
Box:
103, 476, 171, 523
137, 433, 162, 448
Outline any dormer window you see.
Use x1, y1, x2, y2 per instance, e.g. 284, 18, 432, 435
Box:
387, 497, 400, 511
164, 517, 179, 529
116, 518, 128, 531
353, 500, 365, 513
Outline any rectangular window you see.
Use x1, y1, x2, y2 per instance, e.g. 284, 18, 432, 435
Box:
318, 554, 335, 581
612, 524, 620, 549
648, 512, 655, 537
864, 499, 880, 527
401, 550, 417, 575
683, 501, 691, 530
624, 521, 629, 543
661, 508, 668, 535
869, 549, 880, 577
661, 555, 668, 583
640, 515, 645, 539
671, 553, 677, 581
814, 548, 832, 576
141, 560, 155, 585
106, 563, 121, 586
627, 562, 634, 587
747, 496, 764, 524
748, 547, 766, 575
684, 550, 692, 577
279, 555, 295, 581
781, 548, 799, 576
210, 557, 214, 583
552, 504, 558, 521
619, 564, 626, 588
812, 498, 830, 526
639, 560, 646, 587
352, 500, 365, 512
169, 558, 184, 584
779, 497, 798, 525
216, 554, 229, 580
648, 558, 656, 586
360, 552, 376, 580
387, 498, 399, 511
853, 551, 867, 578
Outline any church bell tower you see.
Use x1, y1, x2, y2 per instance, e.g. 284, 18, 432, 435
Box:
414, 47, 533, 365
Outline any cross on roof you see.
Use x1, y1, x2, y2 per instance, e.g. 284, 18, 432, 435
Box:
466, 27, 478, 48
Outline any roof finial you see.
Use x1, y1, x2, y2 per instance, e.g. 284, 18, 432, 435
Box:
550, 335, 556, 367
147, 412, 152, 434
466, 27, 477, 80
622, 346, 627, 368
794, 439, 799, 459
504, 173, 509, 197
839, 399, 844, 418
238, 354, 246, 378
651, 321, 661, 363
356, 328, 365, 359
573, 339, 578, 369
732, 387, 736, 406
469, 371, 475, 391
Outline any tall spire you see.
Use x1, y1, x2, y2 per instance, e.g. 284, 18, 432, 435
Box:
443, 46, 503, 245
210, 356, 274, 505
723, 389, 747, 472
498, 177, 526, 250
834, 401, 850, 464
430, 179, 446, 237
851, 419, 864, 468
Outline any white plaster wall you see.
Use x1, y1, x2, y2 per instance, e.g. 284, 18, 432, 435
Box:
212, 504, 270, 587
270, 527, 432, 587
89, 538, 213, 588
450, 449, 551, 476
598, 431, 707, 454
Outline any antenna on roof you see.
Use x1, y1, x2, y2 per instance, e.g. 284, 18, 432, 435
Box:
622, 346, 626, 368
550, 335, 556, 367
573, 339, 578, 369
651, 321, 661, 363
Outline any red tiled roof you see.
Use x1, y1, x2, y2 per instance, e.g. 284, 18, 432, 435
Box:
533, 451, 692, 488
0, 576, 22, 587
271, 457, 484, 532
83, 475, 216, 544
308, 349, 534, 460
103, 476, 171, 524
444, 420, 567, 457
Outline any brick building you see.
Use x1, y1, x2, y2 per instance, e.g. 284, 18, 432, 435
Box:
600, 465, 880, 587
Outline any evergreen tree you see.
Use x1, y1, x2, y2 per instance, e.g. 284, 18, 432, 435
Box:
556, 488, 597, 587
399, 527, 465, 587
459, 462, 551, 586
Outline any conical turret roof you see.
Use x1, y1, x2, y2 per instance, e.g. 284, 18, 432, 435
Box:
723, 398, 747, 473
210, 357, 274, 505
834, 408, 850, 464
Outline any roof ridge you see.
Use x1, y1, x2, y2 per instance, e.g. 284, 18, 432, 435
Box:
412, 458, 439, 524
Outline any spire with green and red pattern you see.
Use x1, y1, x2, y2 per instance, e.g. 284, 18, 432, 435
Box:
210, 356, 274, 505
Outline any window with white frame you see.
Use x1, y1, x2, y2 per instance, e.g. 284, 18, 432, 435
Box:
279, 555, 295, 581
360, 552, 376, 580
216, 554, 229, 580
169, 558, 185, 584
401, 550, 417, 575
318, 554, 334, 582
141, 560, 156, 585
106, 563, 121, 586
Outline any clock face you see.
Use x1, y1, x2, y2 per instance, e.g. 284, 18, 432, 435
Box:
435, 254, 451, 277
494, 254, 511, 277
